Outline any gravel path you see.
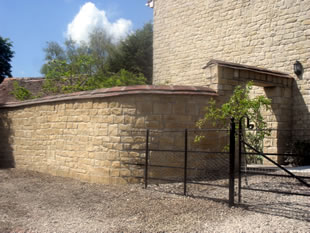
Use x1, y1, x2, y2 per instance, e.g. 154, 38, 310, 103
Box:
0, 169, 309, 233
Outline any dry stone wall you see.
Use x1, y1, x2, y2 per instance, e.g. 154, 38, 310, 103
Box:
0, 86, 216, 184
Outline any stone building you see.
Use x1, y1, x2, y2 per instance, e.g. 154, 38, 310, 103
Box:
150, 0, 310, 146
0, 0, 309, 184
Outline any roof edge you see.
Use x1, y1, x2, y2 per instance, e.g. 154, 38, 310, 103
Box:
203, 59, 293, 79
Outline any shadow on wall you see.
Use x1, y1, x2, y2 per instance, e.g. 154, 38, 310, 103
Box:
292, 80, 310, 141
262, 78, 310, 164
0, 112, 15, 168
262, 85, 293, 163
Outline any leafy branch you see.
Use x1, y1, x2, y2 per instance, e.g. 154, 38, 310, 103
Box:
196, 82, 272, 163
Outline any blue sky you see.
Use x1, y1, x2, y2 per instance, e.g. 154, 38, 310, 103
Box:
0, 0, 153, 77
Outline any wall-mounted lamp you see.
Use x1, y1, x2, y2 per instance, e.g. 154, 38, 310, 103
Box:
294, 61, 303, 76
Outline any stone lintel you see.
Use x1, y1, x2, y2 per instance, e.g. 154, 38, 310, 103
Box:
203, 59, 294, 88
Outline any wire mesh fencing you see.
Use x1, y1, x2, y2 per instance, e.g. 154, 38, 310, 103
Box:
143, 128, 232, 202
120, 124, 310, 212
238, 128, 310, 220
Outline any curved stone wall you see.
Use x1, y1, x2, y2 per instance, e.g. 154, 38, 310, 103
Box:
0, 85, 216, 184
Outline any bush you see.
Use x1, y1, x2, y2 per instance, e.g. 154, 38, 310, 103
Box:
11, 81, 33, 101
196, 82, 271, 164
42, 69, 147, 95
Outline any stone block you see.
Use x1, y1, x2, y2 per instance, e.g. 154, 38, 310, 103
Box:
101, 160, 111, 167
135, 117, 145, 128
111, 108, 122, 115
110, 136, 121, 143
110, 177, 127, 185
111, 161, 121, 168
91, 137, 102, 146
102, 116, 114, 124
108, 124, 119, 136
108, 151, 119, 161
132, 169, 144, 177
120, 169, 131, 177
114, 116, 124, 124
145, 120, 161, 129
110, 169, 120, 177
109, 101, 120, 108
121, 137, 134, 143
119, 124, 132, 131
93, 152, 105, 160
93, 101, 108, 109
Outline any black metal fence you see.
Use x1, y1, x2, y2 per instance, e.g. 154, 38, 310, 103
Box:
237, 124, 310, 219
238, 127, 310, 200
124, 118, 310, 209
144, 127, 233, 203
122, 119, 236, 206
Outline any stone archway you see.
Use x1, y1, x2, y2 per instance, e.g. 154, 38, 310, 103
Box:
203, 60, 295, 163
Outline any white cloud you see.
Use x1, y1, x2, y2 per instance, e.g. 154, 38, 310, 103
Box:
67, 2, 132, 44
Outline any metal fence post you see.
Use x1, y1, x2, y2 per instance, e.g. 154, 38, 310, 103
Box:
144, 129, 149, 189
238, 119, 242, 204
184, 129, 188, 196
229, 118, 235, 207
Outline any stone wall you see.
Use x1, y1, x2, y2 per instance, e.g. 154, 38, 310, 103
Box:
203, 61, 294, 163
153, 0, 310, 142
0, 86, 216, 184
153, 0, 310, 85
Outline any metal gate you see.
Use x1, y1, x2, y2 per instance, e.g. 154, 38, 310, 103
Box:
143, 119, 236, 206
237, 119, 310, 219
126, 118, 310, 211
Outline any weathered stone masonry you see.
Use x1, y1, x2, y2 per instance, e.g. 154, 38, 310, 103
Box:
152, 0, 310, 142
153, 0, 310, 85
1, 0, 309, 184
0, 86, 216, 184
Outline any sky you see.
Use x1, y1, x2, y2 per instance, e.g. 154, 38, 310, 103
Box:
0, 0, 153, 78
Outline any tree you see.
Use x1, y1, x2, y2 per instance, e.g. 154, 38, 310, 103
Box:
88, 28, 115, 76
108, 23, 153, 84
196, 82, 272, 163
0, 36, 14, 84
40, 40, 94, 93
40, 29, 147, 94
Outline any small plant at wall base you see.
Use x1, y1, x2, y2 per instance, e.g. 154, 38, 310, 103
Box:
196, 82, 272, 164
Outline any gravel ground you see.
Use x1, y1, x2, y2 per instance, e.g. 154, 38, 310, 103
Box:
0, 169, 309, 233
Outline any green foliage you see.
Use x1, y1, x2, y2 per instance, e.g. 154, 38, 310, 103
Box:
102, 69, 146, 88
88, 29, 115, 76
197, 82, 271, 128
108, 23, 153, 84
42, 67, 146, 94
0, 36, 14, 84
196, 82, 272, 163
40, 25, 149, 95
11, 81, 33, 100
